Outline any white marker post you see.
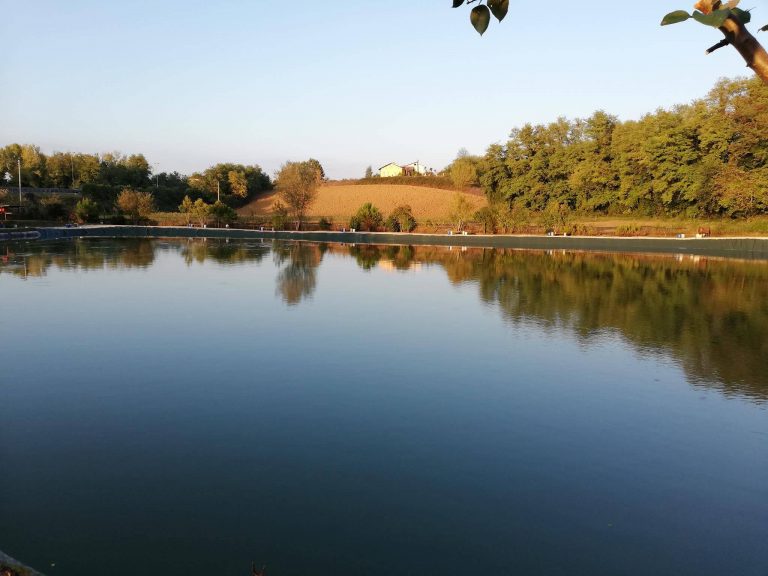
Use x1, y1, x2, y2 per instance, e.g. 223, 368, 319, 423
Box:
2, 173, 11, 221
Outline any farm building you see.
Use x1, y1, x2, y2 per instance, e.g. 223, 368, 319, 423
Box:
379, 162, 403, 178
378, 161, 429, 178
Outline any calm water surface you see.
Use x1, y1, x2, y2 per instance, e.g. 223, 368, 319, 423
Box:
1, 238, 767, 576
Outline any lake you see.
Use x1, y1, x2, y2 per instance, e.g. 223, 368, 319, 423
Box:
1, 238, 767, 576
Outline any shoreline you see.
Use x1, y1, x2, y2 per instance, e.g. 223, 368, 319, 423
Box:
22, 225, 768, 260
0, 550, 45, 576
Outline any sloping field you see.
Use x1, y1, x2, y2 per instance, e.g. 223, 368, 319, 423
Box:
239, 184, 487, 222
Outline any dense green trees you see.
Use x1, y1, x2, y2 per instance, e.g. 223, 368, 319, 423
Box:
471, 77, 768, 217
187, 163, 270, 205
0, 145, 273, 214
0, 146, 152, 190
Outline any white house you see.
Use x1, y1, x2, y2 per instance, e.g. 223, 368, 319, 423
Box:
378, 160, 429, 178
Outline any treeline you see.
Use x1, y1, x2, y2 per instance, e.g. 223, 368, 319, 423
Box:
447, 76, 768, 218
0, 144, 273, 212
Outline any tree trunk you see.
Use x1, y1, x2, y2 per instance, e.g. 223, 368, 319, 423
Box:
721, 17, 768, 84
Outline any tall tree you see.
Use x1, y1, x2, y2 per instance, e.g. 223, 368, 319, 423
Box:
275, 160, 322, 230
448, 152, 481, 189
117, 189, 155, 224
228, 170, 248, 198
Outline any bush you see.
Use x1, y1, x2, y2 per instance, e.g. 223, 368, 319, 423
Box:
615, 223, 641, 236
318, 216, 332, 231
116, 189, 155, 224
271, 201, 289, 230
210, 200, 238, 226
82, 183, 119, 210
40, 195, 69, 221
350, 202, 384, 232
73, 198, 100, 223
498, 201, 531, 233
540, 201, 573, 234
449, 193, 474, 232
474, 206, 498, 234
386, 205, 417, 232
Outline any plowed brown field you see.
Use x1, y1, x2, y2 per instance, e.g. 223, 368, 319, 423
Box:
238, 183, 487, 222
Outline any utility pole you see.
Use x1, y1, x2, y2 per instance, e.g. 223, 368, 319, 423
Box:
18, 159, 22, 206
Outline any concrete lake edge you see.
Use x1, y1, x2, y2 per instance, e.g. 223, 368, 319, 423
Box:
24, 225, 768, 260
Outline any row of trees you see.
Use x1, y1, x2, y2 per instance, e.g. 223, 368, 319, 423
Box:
66, 188, 240, 227
0, 144, 274, 212
445, 77, 768, 218
0, 146, 152, 189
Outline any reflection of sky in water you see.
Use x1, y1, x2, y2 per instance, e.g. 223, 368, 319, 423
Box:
1, 239, 767, 576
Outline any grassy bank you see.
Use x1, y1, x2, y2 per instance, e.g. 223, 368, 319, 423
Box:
151, 208, 768, 238
236, 183, 486, 224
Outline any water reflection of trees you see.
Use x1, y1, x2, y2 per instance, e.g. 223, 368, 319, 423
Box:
3, 238, 766, 400
336, 244, 768, 400
0, 238, 269, 279
179, 238, 268, 266
0, 238, 156, 278
465, 250, 768, 400
273, 241, 323, 305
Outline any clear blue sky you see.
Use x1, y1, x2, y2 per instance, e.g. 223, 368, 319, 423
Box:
1, 0, 764, 179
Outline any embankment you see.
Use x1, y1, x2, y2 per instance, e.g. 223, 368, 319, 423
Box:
29, 225, 768, 259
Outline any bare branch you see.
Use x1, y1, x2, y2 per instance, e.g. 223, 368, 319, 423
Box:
706, 39, 730, 53
718, 15, 768, 83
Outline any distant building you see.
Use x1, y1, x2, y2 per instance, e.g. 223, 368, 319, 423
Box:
379, 162, 404, 178
378, 161, 429, 178
402, 161, 428, 176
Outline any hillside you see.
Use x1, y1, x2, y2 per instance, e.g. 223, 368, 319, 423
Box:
238, 183, 487, 223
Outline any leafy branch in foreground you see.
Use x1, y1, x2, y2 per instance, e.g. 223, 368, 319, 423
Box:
660, 0, 768, 83
452, 0, 508, 36
453, 0, 768, 83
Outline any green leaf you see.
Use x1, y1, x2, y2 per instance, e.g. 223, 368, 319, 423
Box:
471, 5, 491, 35
660, 10, 691, 25
692, 9, 731, 27
730, 7, 751, 24
452, 0, 464, 7
487, 0, 509, 22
